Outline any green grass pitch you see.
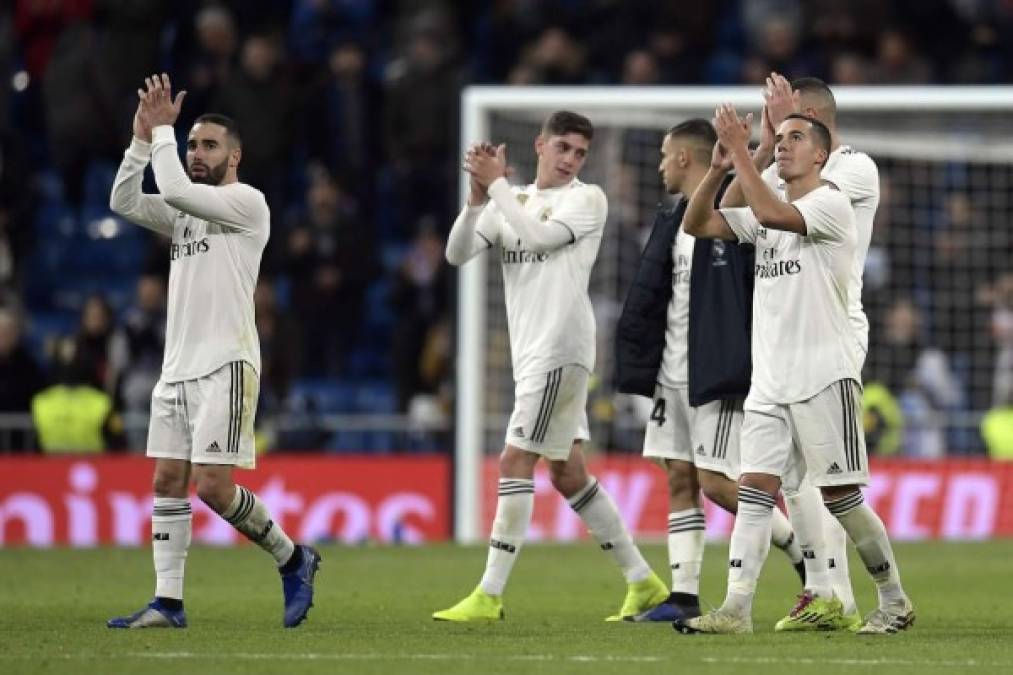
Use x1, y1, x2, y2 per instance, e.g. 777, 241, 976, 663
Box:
3, 541, 1012, 674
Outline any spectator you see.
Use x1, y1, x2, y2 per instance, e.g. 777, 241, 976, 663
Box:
867, 28, 933, 83
174, 4, 239, 135
253, 279, 300, 437
621, 50, 659, 85
32, 336, 123, 453
115, 274, 165, 449
382, 21, 463, 235
213, 32, 295, 211
0, 307, 47, 452
303, 41, 379, 206
281, 168, 377, 376
865, 298, 964, 457
66, 294, 126, 395
0, 130, 38, 296
389, 220, 448, 412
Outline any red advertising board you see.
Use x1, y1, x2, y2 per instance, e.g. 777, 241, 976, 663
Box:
0, 455, 450, 547
482, 456, 1013, 541
2, 455, 1011, 546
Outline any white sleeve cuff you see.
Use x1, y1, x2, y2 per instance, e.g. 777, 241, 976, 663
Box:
126, 137, 152, 161
152, 125, 176, 145
487, 177, 512, 203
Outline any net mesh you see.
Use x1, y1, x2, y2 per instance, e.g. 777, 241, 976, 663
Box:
479, 105, 1013, 459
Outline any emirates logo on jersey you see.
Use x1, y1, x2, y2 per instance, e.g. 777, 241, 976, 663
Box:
502, 239, 549, 264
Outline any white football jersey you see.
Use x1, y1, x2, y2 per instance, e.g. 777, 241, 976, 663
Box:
763, 145, 880, 353
658, 227, 695, 388
472, 178, 607, 380
721, 185, 861, 404
110, 129, 268, 382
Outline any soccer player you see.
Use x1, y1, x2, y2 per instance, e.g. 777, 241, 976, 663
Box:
674, 106, 913, 635
107, 74, 319, 629
615, 119, 804, 623
433, 111, 667, 622
723, 74, 882, 631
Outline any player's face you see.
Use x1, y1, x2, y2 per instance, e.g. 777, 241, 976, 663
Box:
186, 123, 235, 185
774, 118, 827, 182
658, 134, 682, 194
535, 132, 590, 188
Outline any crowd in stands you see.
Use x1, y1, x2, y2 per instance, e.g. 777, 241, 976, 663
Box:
0, 0, 1010, 456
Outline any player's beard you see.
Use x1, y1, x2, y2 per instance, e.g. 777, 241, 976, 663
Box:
188, 158, 228, 185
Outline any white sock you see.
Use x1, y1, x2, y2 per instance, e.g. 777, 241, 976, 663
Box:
770, 508, 803, 564
667, 508, 705, 596
570, 477, 651, 583
721, 486, 775, 617
823, 506, 858, 615
221, 485, 295, 566
826, 491, 908, 608
479, 478, 534, 596
785, 485, 833, 598
152, 497, 191, 600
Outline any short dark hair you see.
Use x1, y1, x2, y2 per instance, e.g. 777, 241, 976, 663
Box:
666, 118, 717, 163
542, 111, 593, 141
784, 113, 832, 163
790, 77, 837, 117
194, 113, 242, 147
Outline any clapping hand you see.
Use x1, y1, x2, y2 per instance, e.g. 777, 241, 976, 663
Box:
138, 73, 187, 129
464, 142, 508, 190
713, 103, 753, 158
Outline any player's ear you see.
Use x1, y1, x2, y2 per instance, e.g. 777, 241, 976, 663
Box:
534, 134, 545, 156
677, 147, 690, 168
230, 146, 241, 168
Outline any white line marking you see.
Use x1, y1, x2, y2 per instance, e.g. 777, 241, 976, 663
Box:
1, 652, 1008, 668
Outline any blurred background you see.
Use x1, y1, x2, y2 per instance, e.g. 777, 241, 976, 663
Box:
0, 0, 1011, 545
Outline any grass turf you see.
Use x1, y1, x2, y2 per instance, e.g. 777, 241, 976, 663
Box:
2, 541, 1012, 674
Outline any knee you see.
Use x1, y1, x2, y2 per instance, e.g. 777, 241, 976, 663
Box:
549, 468, 587, 498
666, 462, 697, 501
152, 467, 187, 497
194, 474, 234, 513
820, 484, 860, 502
698, 470, 735, 511
738, 472, 780, 497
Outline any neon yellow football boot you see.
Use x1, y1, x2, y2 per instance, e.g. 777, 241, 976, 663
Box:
432, 586, 504, 622
773, 590, 845, 631
605, 571, 669, 622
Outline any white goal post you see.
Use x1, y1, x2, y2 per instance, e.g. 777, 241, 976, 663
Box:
454, 85, 1013, 543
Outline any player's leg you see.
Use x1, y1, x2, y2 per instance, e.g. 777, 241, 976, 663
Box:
108, 380, 191, 629
792, 379, 913, 634
190, 361, 320, 628
676, 402, 791, 635
433, 370, 551, 622
636, 385, 703, 622
695, 398, 804, 581
549, 442, 668, 621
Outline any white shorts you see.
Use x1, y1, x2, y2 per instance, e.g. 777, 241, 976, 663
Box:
642, 384, 742, 480
505, 365, 590, 461
147, 361, 260, 469
740, 379, 868, 490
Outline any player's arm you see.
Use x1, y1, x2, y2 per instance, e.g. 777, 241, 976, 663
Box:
150, 126, 265, 233
109, 99, 176, 236
719, 105, 776, 208
445, 201, 498, 266
683, 162, 737, 241
715, 104, 806, 235
468, 143, 574, 253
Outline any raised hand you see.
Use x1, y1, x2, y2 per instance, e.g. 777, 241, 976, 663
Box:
132, 91, 153, 143
464, 142, 508, 189
713, 103, 753, 157
464, 142, 496, 204
763, 71, 799, 128
711, 140, 733, 172
141, 73, 187, 128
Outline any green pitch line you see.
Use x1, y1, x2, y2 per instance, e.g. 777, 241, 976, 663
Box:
2, 541, 1012, 675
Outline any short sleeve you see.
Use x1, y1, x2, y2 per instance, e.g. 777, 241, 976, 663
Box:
719, 206, 761, 244
793, 188, 854, 242
761, 162, 782, 192
823, 152, 879, 204
548, 185, 607, 242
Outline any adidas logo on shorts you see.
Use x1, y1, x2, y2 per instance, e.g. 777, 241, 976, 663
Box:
511, 426, 525, 438
206, 441, 222, 453
827, 462, 843, 474
696, 445, 706, 455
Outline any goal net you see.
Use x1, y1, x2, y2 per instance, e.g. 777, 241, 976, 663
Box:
453, 86, 1013, 542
